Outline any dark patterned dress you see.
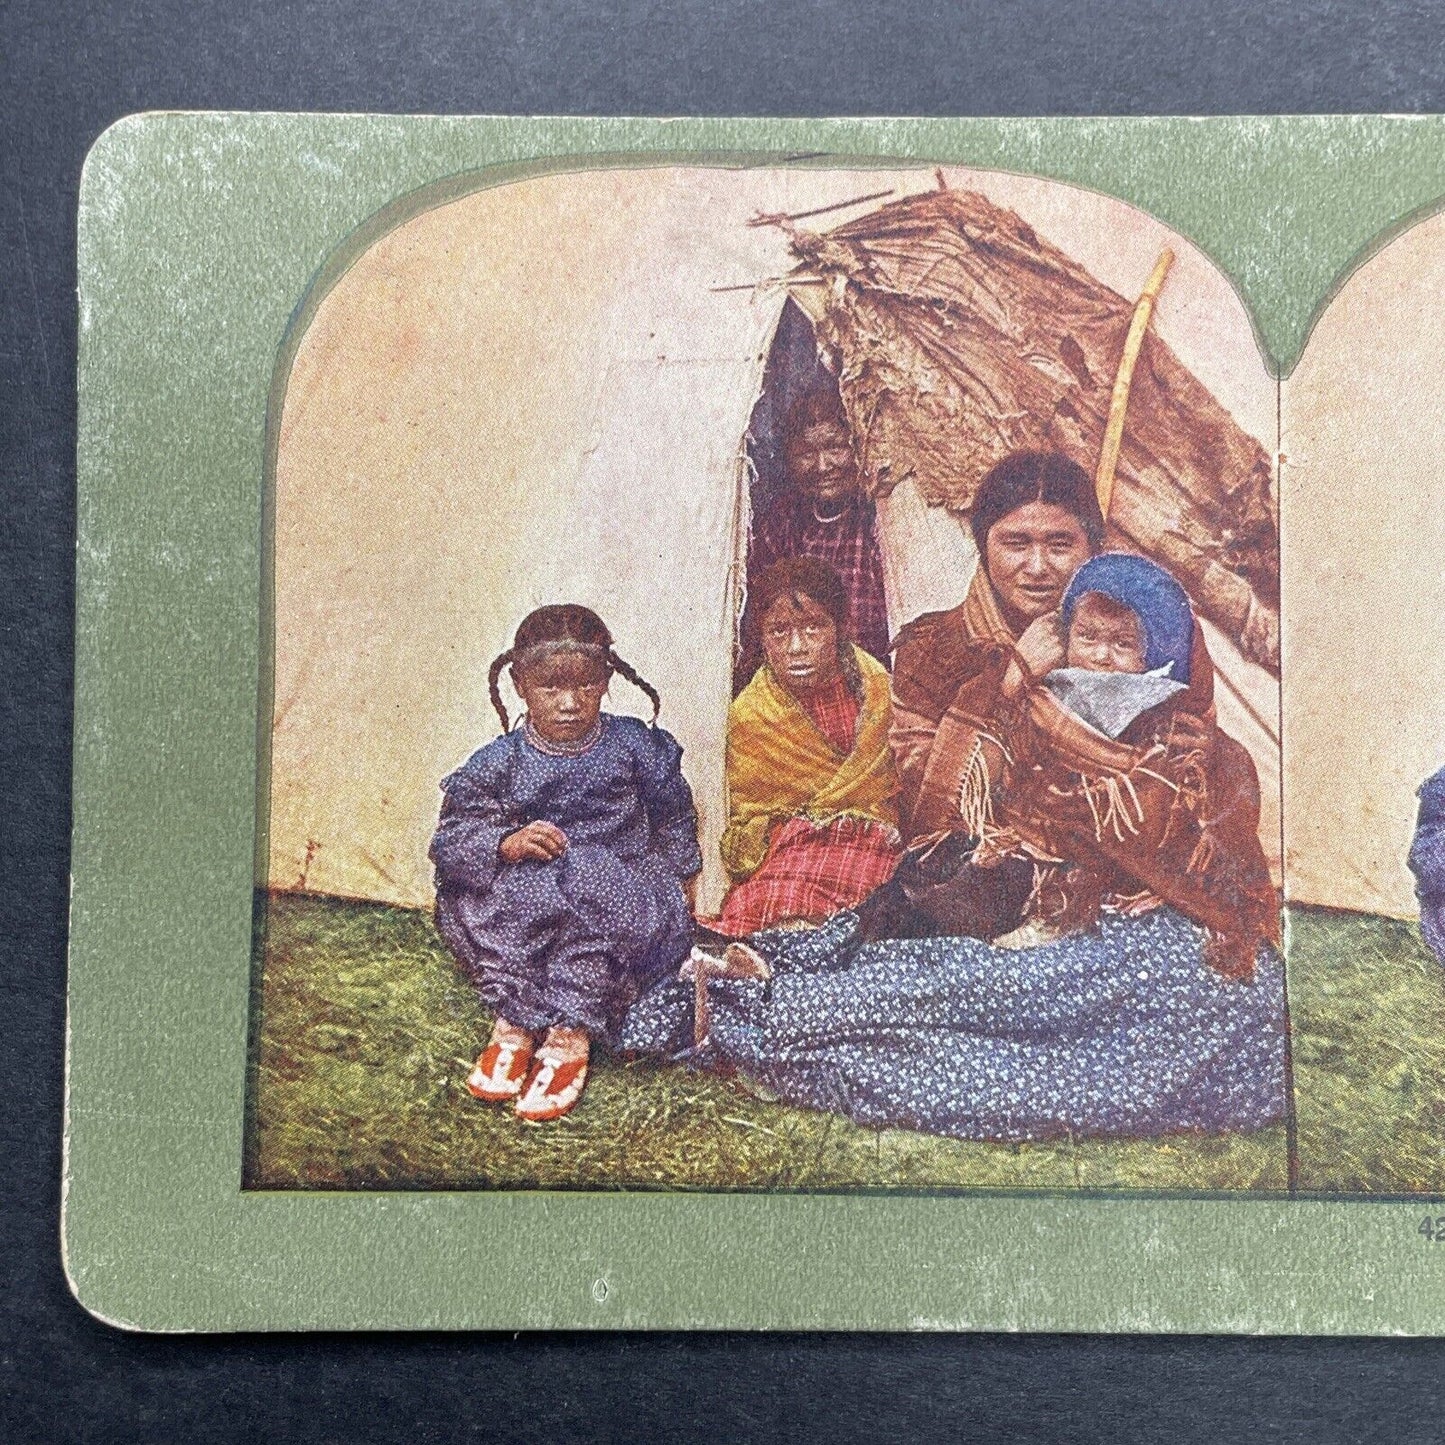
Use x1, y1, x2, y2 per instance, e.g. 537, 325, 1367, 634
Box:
431, 714, 702, 1039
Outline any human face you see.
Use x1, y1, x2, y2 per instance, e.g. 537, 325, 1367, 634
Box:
514, 651, 608, 743
760, 593, 843, 694
983, 501, 1093, 629
785, 420, 859, 504
1065, 593, 1148, 674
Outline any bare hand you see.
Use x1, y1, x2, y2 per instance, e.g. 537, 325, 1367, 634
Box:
499, 821, 569, 863
1003, 612, 1066, 696
1016, 612, 1066, 678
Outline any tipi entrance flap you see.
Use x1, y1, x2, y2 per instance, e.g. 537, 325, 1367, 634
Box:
784, 276, 986, 635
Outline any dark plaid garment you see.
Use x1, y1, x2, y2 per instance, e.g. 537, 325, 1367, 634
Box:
738, 489, 891, 688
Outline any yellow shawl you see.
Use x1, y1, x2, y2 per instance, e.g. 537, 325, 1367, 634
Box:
721, 646, 899, 882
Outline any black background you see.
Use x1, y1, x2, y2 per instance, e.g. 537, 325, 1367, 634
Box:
6, 2, 1445, 1439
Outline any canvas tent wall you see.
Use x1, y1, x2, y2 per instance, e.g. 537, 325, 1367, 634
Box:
1282, 206, 1445, 919
266, 164, 1281, 913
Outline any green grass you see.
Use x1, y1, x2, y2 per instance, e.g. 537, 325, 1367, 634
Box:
245, 891, 1291, 1193
1288, 908, 1445, 1195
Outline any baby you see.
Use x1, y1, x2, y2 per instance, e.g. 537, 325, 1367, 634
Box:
1041, 552, 1195, 738
997, 551, 1278, 973
859, 550, 1279, 979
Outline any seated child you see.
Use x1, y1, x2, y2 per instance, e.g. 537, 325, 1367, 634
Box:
704, 556, 902, 938
859, 553, 1279, 979
430, 604, 702, 1121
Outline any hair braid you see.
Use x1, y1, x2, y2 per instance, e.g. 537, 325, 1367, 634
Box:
487, 648, 516, 732
490, 604, 663, 732
607, 650, 662, 723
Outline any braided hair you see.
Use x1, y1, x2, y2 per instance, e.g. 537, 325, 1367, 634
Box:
486, 604, 662, 733
750, 555, 851, 638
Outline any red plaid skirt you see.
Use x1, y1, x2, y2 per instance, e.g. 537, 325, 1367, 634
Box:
704, 815, 901, 936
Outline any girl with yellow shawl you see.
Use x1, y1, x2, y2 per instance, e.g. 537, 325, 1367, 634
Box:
704, 557, 902, 936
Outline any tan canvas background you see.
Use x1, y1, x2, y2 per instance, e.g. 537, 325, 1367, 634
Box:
267, 165, 1280, 910
1282, 209, 1445, 918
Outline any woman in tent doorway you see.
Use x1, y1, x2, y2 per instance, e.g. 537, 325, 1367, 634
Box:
736, 385, 891, 688
703, 556, 902, 937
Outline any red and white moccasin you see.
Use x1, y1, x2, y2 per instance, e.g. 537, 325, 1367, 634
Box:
514, 1048, 590, 1122
466, 1034, 534, 1101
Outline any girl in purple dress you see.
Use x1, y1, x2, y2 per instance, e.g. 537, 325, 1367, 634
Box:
431, 605, 702, 1121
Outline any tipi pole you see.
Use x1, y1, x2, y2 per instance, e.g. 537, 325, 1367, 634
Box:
1095, 247, 1174, 517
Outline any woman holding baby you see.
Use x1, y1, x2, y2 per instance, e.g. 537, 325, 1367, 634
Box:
626, 449, 1287, 1144
880, 450, 1278, 977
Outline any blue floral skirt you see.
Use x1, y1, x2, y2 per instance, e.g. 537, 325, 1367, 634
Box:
621, 907, 1288, 1141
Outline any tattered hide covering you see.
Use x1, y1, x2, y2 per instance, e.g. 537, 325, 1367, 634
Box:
786, 187, 1280, 672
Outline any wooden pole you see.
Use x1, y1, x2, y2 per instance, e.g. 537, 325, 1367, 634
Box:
1095, 247, 1174, 519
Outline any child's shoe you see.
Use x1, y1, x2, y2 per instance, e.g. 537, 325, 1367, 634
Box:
466, 1021, 535, 1101
515, 1028, 590, 1122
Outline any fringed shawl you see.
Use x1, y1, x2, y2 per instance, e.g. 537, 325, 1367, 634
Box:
959, 561, 1017, 648
998, 686, 1280, 976
891, 567, 1275, 977
892, 567, 1217, 839
721, 647, 899, 882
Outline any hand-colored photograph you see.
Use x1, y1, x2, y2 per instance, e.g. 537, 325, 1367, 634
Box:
68, 113, 1445, 1332
245, 163, 1308, 1194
